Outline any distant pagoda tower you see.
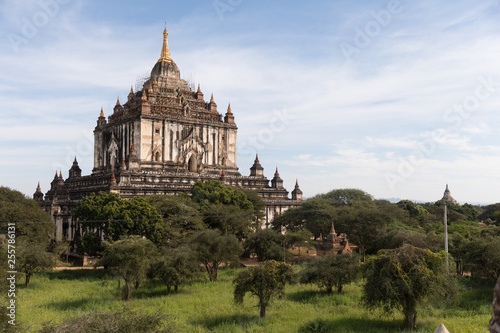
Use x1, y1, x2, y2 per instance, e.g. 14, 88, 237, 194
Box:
440, 184, 459, 205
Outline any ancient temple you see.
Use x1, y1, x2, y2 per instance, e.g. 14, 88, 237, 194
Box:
317, 221, 356, 255
34, 28, 302, 241
440, 184, 459, 205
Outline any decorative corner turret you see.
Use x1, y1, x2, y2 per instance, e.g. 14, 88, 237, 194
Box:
271, 167, 284, 189
68, 157, 82, 178
196, 84, 204, 100
128, 86, 134, 101
250, 154, 264, 177
291, 179, 303, 200
97, 107, 106, 127
33, 182, 43, 202
224, 103, 234, 124
209, 93, 217, 111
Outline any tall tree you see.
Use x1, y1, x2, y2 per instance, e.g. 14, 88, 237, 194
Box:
202, 204, 253, 240
301, 253, 360, 293
146, 194, 204, 247
244, 228, 284, 262
234, 260, 294, 317
98, 236, 156, 300
362, 244, 449, 330
190, 229, 241, 281
74, 192, 163, 253
191, 180, 253, 211
149, 247, 202, 294
0, 186, 54, 246
16, 243, 54, 287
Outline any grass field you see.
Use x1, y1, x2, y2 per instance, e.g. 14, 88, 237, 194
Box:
17, 268, 494, 333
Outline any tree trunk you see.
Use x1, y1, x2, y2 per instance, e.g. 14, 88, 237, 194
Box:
490, 275, 500, 333
403, 308, 417, 330
123, 279, 131, 301
327, 286, 333, 294
134, 280, 140, 290
260, 302, 266, 317
174, 284, 178, 293
25, 274, 31, 287
337, 283, 343, 293
166, 285, 171, 294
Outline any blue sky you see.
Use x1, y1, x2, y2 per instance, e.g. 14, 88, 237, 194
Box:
1, 0, 500, 204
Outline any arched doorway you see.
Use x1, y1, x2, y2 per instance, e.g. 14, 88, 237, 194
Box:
188, 155, 197, 172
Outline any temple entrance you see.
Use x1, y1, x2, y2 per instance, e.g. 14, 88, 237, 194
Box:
188, 155, 198, 172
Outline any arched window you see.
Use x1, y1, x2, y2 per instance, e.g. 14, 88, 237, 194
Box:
155, 151, 161, 162
188, 155, 197, 172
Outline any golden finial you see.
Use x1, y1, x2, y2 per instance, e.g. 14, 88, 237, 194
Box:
116, 97, 120, 106
142, 91, 147, 100
197, 84, 201, 93
227, 103, 232, 113
158, 26, 172, 63
130, 86, 134, 94
100, 107, 104, 117
153, 76, 158, 85
210, 93, 215, 103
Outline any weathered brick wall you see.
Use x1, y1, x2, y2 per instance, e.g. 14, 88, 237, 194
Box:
491, 276, 500, 333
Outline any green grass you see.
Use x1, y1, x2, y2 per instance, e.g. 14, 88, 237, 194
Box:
17, 268, 493, 333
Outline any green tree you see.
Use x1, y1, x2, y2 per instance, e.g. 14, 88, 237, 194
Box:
318, 188, 373, 206
463, 237, 500, 280
149, 247, 202, 294
233, 260, 294, 317
0, 186, 54, 246
301, 253, 360, 293
191, 180, 253, 211
17, 242, 54, 287
98, 236, 156, 300
362, 244, 449, 330
285, 229, 314, 258
146, 194, 204, 247
74, 192, 163, 253
202, 204, 253, 240
244, 228, 284, 262
190, 229, 241, 281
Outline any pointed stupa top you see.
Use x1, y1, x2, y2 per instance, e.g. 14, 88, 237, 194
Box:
330, 221, 336, 236
441, 184, 459, 205
36, 182, 41, 193
197, 84, 202, 93
274, 167, 280, 177
227, 103, 232, 114
210, 93, 215, 103
116, 97, 121, 106
99, 107, 104, 118
129, 86, 134, 94
295, 179, 299, 187
433, 324, 450, 333
58, 171, 63, 180
158, 27, 172, 63
255, 154, 260, 162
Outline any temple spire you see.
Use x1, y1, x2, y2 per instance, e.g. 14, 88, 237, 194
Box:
99, 107, 104, 118
158, 27, 172, 63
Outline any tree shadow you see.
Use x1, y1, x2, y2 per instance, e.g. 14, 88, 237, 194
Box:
194, 313, 261, 330
46, 269, 107, 281
47, 297, 104, 311
287, 289, 330, 304
299, 317, 410, 333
